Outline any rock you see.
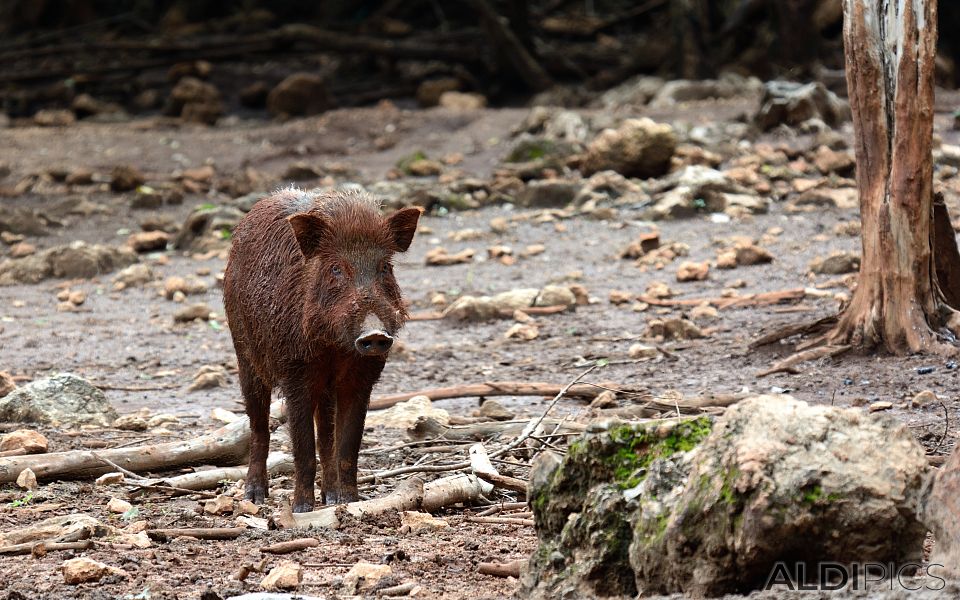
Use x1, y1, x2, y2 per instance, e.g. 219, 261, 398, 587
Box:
174, 303, 212, 322
167, 77, 223, 124
417, 78, 461, 107
619, 231, 661, 259
0, 514, 107, 547
722, 193, 769, 216
535, 285, 577, 308
925, 446, 960, 577
400, 511, 449, 533
478, 399, 515, 421
493, 289, 539, 311
643, 166, 761, 220
211, 407, 242, 423
734, 243, 774, 266
107, 497, 133, 514
147, 413, 179, 428
646, 318, 704, 340
95, 472, 125, 486
443, 295, 500, 321
505, 323, 539, 340
113, 264, 154, 287
524, 396, 930, 598
792, 187, 858, 210
239, 81, 270, 108
869, 401, 893, 412
810, 252, 860, 275
65, 167, 94, 185
649, 75, 762, 107
813, 145, 855, 175
9, 242, 36, 258
407, 159, 443, 177
365, 395, 449, 429
0, 429, 48, 453
911, 390, 937, 408
127, 231, 170, 253
16, 468, 38, 490
0, 243, 136, 286
517, 181, 581, 208
267, 73, 333, 117
187, 365, 227, 392
163, 275, 208, 299
0, 206, 47, 236
676, 261, 709, 282
438, 91, 486, 110
71, 93, 123, 118
204, 495, 234, 515
237, 500, 260, 515
594, 75, 666, 109
62, 557, 127, 585
425, 247, 475, 266
260, 560, 300, 590
580, 118, 676, 178
342, 562, 391, 594
113, 414, 148, 431
0, 373, 117, 426
608, 290, 632, 305
512, 107, 590, 143
754, 80, 850, 131
172, 205, 246, 251
628, 343, 658, 359
689, 304, 720, 323
33, 109, 76, 127
110, 165, 145, 192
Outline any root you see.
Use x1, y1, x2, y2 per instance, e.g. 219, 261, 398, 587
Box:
756, 345, 851, 378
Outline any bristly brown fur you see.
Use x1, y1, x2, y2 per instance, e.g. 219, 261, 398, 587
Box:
223, 187, 421, 512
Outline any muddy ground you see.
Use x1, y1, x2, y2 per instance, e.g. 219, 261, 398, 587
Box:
0, 94, 958, 599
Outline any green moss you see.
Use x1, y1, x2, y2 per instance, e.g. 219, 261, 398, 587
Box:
603, 417, 713, 490
396, 150, 428, 174
801, 484, 824, 505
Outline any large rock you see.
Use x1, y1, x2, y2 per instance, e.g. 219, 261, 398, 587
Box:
524, 396, 930, 599
267, 73, 333, 117
642, 166, 764, 220
513, 107, 590, 143
0, 241, 138, 285
579, 118, 676, 178
924, 447, 960, 578
754, 81, 850, 131
173, 205, 246, 251
166, 77, 223, 124
516, 181, 582, 208
0, 373, 118, 426
649, 75, 762, 107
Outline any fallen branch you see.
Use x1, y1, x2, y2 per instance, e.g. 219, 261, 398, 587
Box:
468, 516, 534, 526
0, 539, 93, 556
407, 417, 585, 442
749, 315, 839, 349
155, 452, 293, 491
478, 559, 526, 577
637, 288, 807, 310
371, 379, 625, 411
475, 471, 528, 494
0, 419, 250, 483
409, 304, 570, 322
147, 528, 246, 541
381, 582, 418, 596
756, 345, 852, 377
476, 501, 528, 517
260, 538, 319, 554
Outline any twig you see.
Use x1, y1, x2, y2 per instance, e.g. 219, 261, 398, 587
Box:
930, 401, 951, 456
260, 538, 319, 554
478, 559, 526, 578
380, 582, 418, 596
128, 482, 218, 499
92, 453, 146, 481
476, 501, 528, 517
467, 516, 534, 526
475, 471, 528, 494
147, 528, 246, 541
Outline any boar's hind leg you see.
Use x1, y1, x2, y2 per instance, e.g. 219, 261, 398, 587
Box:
239, 356, 270, 504
333, 363, 384, 503
314, 392, 338, 505
282, 372, 318, 513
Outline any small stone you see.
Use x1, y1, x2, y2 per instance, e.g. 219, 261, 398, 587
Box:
735, 244, 774, 266
342, 562, 392, 593
95, 472, 125, 486
609, 290, 633, 305
430, 292, 448, 307
210, 407, 241, 423
174, 303, 212, 322
0, 429, 48, 453
107, 497, 133, 514
267, 73, 332, 117
237, 500, 260, 516
869, 401, 893, 412
425, 247, 475, 266
505, 323, 539, 340
523, 244, 546, 257
400, 511, 450, 533
628, 344, 658, 359
204, 495, 234, 515
438, 91, 486, 110
182, 165, 214, 183
34, 109, 76, 127
646, 318, 704, 340
645, 282, 674, 299
113, 264, 154, 287
115, 531, 152, 549
489, 217, 510, 233
128, 231, 170, 253
0, 371, 15, 398
689, 304, 720, 323
68, 290, 86, 306
911, 390, 937, 408
16, 468, 38, 490
813, 145, 855, 175
62, 557, 127, 585
417, 78, 461, 107
147, 413, 178, 428
676, 261, 709, 282
113, 414, 148, 431
589, 390, 618, 409
65, 168, 94, 185
110, 165, 145, 192
479, 399, 515, 421
716, 251, 737, 269
9, 242, 36, 258
407, 159, 443, 177
187, 365, 227, 392
261, 561, 302, 591
810, 252, 860, 275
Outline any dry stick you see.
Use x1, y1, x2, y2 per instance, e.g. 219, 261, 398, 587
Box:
363, 366, 597, 483
476, 501, 528, 517
467, 516, 535, 526
0, 540, 93, 556
371, 379, 615, 411
260, 538, 319, 554
92, 453, 147, 481
147, 528, 246, 541
474, 471, 528, 494
756, 345, 851, 378
478, 559, 526, 578
930, 401, 951, 456
380, 582, 418, 596
128, 482, 218, 499
749, 315, 840, 349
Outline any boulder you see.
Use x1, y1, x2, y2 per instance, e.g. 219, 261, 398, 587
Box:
0, 241, 138, 285
579, 118, 676, 178
0, 373, 118, 426
166, 77, 223, 124
523, 396, 930, 598
267, 73, 333, 117
173, 205, 245, 251
925, 447, 960, 578
754, 81, 850, 131
642, 166, 762, 220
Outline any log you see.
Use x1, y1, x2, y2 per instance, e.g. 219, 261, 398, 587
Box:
0, 540, 92, 556
478, 559, 526, 577
260, 538, 319, 554
407, 417, 585, 442
371, 381, 634, 411
288, 473, 489, 529
475, 471, 528, 494
0, 419, 250, 483
157, 452, 293, 491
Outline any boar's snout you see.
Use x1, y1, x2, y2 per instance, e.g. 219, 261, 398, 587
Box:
355, 314, 393, 356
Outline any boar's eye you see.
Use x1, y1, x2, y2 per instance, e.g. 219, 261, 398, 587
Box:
331, 265, 344, 278
379, 262, 392, 276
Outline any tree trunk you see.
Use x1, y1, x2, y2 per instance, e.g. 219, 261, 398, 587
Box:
828, 0, 957, 354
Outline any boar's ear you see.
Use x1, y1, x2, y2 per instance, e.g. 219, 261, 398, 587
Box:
386, 207, 423, 252
287, 213, 330, 258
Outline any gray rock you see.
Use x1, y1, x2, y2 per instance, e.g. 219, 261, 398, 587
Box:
517, 181, 582, 208
513, 107, 590, 143
173, 205, 246, 251
0, 206, 49, 236
524, 396, 930, 598
649, 75, 762, 107
643, 166, 761, 219
754, 80, 851, 131
0, 241, 138, 285
580, 118, 677, 178
0, 373, 117, 427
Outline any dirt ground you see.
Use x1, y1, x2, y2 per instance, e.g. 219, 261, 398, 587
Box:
0, 94, 958, 599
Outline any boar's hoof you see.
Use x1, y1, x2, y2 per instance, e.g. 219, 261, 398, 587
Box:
244, 483, 266, 504
355, 330, 393, 356
292, 501, 315, 513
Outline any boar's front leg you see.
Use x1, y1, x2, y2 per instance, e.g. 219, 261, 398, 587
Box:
238, 355, 270, 504
282, 369, 318, 513
332, 359, 385, 503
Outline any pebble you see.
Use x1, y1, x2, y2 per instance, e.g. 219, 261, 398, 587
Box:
62, 557, 127, 585
0, 428, 48, 453
107, 497, 133, 513
174, 303, 212, 322
16, 468, 38, 490
261, 561, 302, 591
